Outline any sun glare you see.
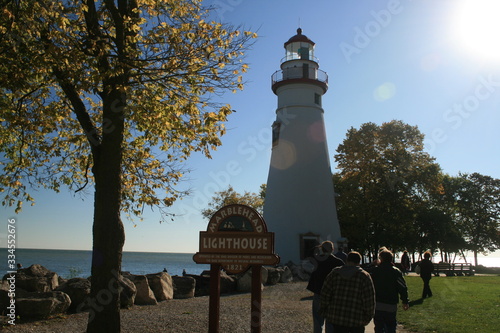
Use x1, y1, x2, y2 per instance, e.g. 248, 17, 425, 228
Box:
453, 0, 500, 62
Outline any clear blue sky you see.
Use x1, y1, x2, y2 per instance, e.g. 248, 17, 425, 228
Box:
2, 0, 500, 254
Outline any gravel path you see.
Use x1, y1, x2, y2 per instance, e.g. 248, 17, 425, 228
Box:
3, 281, 412, 332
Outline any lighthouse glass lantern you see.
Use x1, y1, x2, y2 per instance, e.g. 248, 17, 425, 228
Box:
284, 30, 315, 61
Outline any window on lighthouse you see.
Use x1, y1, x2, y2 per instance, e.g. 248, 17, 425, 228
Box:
272, 121, 281, 147
314, 93, 321, 105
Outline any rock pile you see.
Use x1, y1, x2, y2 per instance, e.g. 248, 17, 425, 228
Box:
1, 262, 311, 322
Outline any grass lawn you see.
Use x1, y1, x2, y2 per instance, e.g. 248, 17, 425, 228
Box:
397, 275, 500, 333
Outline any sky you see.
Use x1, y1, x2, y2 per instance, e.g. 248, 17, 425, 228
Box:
2, 0, 500, 256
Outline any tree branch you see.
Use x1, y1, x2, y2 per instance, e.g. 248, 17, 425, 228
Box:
75, 154, 92, 193
83, 0, 111, 77
52, 67, 101, 151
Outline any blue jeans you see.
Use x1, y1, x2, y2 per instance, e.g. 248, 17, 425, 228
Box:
374, 310, 397, 333
313, 293, 334, 333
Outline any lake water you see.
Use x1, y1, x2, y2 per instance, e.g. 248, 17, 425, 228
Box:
6, 248, 210, 278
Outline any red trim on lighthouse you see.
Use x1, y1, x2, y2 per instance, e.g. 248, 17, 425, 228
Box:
271, 78, 328, 94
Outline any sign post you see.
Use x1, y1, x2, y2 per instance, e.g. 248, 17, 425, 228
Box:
208, 263, 221, 333
193, 204, 279, 332
250, 265, 262, 332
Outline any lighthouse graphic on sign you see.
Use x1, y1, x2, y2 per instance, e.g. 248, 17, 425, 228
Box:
263, 28, 342, 264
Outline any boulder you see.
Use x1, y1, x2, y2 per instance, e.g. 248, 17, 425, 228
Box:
118, 275, 136, 309
0, 290, 11, 317
236, 273, 252, 293
279, 266, 293, 283
55, 278, 90, 313
236, 267, 268, 293
220, 270, 237, 294
185, 270, 236, 297
124, 274, 157, 305
301, 260, 316, 274
2, 264, 59, 292
16, 291, 71, 319
58, 276, 67, 286
262, 267, 269, 285
172, 276, 195, 299
69, 274, 136, 313
146, 272, 173, 302
288, 262, 310, 281
185, 273, 210, 297
0, 280, 11, 316
266, 267, 282, 285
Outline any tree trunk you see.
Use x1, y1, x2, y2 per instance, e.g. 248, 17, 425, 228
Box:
87, 89, 126, 333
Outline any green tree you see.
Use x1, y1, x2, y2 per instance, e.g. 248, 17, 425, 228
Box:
334, 120, 442, 257
333, 172, 373, 253
448, 173, 500, 265
414, 206, 465, 261
201, 184, 265, 219
430, 174, 469, 262
0, 1, 255, 332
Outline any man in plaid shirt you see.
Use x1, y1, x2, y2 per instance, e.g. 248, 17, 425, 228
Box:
319, 251, 375, 333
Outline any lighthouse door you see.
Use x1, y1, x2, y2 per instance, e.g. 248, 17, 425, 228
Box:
300, 233, 320, 260
302, 63, 309, 79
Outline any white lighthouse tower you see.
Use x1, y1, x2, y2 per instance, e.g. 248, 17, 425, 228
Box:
263, 28, 342, 264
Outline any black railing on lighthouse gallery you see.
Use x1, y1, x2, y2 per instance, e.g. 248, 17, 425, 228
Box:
271, 67, 328, 93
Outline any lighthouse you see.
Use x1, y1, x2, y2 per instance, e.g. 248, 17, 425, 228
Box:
263, 28, 342, 264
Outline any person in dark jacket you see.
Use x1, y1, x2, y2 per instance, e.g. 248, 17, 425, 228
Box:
335, 247, 348, 262
370, 247, 409, 333
419, 251, 435, 298
401, 251, 410, 275
307, 241, 345, 333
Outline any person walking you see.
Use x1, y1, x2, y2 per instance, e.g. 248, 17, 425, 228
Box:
370, 248, 410, 333
319, 251, 375, 333
400, 251, 410, 275
307, 241, 345, 333
419, 251, 435, 298
335, 247, 348, 262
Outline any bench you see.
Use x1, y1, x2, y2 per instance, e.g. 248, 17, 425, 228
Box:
433, 262, 475, 276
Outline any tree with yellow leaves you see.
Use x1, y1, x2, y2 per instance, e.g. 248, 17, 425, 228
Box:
0, 1, 256, 331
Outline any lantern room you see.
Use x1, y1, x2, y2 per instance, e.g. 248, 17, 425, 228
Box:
271, 28, 328, 94
283, 28, 317, 62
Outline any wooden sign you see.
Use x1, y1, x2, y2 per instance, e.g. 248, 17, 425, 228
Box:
193, 204, 279, 273
193, 204, 280, 333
